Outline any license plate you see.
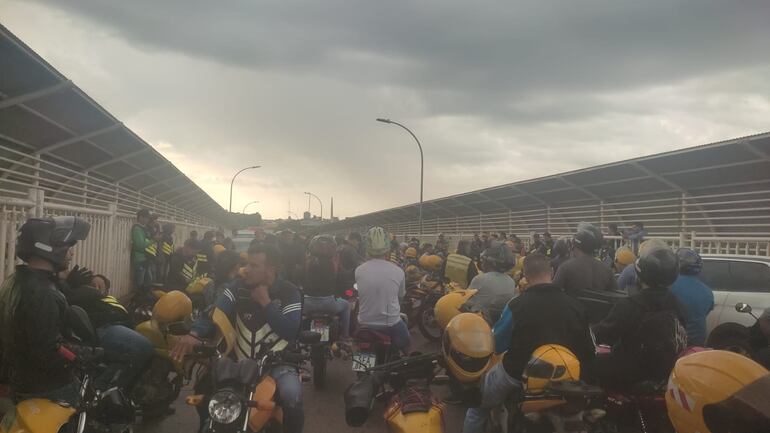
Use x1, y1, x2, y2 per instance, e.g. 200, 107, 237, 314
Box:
311, 320, 330, 342
352, 352, 376, 372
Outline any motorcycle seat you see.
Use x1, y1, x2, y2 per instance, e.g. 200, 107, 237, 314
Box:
303, 312, 336, 320
354, 328, 392, 345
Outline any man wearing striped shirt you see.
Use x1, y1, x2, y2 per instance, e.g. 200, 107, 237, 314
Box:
172, 243, 304, 433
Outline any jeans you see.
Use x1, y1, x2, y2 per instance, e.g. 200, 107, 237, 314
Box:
463, 362, 522, 433
270, 365, 304, 433
359, 320, 411, 352
95, 325, 154, 391
303, 295, 351, 338
132, 261, 153, 291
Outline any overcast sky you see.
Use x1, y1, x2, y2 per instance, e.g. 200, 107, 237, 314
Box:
3, 0, 769, 219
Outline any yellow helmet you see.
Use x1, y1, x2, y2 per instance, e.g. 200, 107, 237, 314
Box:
523, 344, 581, 393
434, 289, 478, 330
614, 246, 637, 268
213, 244, 226, 256
419, 254, 443, 272
152, 290, 192, 324
405, 247, 418, 259
666, 350, 770, 433
442, 313, 494, 383
238, 266, 247, 279
239, 251, 248, 262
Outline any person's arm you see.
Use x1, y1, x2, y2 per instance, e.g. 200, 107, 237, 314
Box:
552, 263, 567, 289
493, 305, 514, 354
398, 271, 406, 300
605, 271, 619, 292
260, 286, 301, 342
24, 292, 66, 372
468, 274, 482, 290
131, 225, 152, 251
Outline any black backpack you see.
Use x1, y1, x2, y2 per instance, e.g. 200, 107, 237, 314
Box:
631, 297, 688, 379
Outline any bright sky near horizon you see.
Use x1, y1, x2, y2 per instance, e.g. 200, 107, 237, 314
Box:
3, 1, 769, 219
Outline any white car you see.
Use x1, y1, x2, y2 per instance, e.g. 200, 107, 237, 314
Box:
701, 255, 770, 342
232, 229, 256, 253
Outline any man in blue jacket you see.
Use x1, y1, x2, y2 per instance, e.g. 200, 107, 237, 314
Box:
172, 243, 304, 433
670, 248, 714, 346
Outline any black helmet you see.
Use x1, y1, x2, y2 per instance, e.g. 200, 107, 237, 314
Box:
573, 222, 603, 254
16, 217, 90, 270
480, 241, 516, 273
635, 239, 679, 288
676, 248, 703, 276
309, 234, 336, 258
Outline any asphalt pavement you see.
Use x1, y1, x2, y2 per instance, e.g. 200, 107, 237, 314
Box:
143, 334, 466, 433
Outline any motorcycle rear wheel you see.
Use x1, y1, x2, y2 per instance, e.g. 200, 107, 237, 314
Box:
417, 300, 442, 341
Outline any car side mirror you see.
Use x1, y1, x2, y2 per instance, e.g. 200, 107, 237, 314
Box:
64, 306, 97, 344
735, 303, 752, 314
167, 321, 191, 336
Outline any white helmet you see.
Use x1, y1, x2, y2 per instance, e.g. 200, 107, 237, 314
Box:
366, 226, 390, 257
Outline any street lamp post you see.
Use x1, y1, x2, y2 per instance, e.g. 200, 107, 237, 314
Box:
376, 118, 424, 236
304, 191, 323, 220
229, 165, 261, 212
242, 200, 259, 213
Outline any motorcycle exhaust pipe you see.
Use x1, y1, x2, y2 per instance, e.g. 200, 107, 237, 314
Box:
344, 373, 381, 427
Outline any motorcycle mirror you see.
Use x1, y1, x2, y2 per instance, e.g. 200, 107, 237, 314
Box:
167, 321, 191, 336
735, 303, 752, 314
64, 306, 97, 344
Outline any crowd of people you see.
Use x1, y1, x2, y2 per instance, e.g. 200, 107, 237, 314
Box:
0, 210, 768, 433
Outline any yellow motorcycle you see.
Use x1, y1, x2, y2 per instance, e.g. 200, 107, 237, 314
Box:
1, 307, 135, 433
345, 352, 447, 433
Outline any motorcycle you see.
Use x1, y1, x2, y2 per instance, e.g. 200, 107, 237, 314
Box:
300, 311, 341, 389
414, 277, 447, 342
345, 352, 448, 433
0, 306, 135, 433
185, 331, 320, 433
127, 283, 167, 325
351, 328, 403, 377
492, 345, 604, 433
708, 302, 770, 369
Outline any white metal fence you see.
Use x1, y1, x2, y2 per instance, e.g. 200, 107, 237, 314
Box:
334, 189, 770, 257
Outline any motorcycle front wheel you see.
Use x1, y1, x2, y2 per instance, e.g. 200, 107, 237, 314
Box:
417, 300, 442, 341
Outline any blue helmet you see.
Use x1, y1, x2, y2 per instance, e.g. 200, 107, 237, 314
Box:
676, 248, 702, 275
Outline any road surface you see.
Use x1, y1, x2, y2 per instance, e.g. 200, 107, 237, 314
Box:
144, 334, 466, 433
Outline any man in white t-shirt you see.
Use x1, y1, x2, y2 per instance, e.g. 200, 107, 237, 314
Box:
355, 226, 410, 353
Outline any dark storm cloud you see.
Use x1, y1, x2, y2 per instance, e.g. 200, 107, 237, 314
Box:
28, 0, 770, 121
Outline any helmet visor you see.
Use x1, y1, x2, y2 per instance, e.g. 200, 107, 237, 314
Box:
703, 375, 770, 433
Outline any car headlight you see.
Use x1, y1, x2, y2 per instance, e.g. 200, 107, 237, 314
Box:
208, 390, 242, 424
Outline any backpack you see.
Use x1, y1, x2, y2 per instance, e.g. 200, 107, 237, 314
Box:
631, 298, 688, 379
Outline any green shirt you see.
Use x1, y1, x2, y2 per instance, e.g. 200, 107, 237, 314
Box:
131, 224, 153, 263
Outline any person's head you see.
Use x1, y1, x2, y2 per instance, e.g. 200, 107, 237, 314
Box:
572, 222, 603, 256
608, 223, 619, 235
499, 232, 507, 240
633, 222, 644, 230
136, 209, 151, 226
552, 237, 571, 258
543, 232, 552, 241
189, 230, 198, 241
365, 226, 390, 259
203, 230, 215, 242
759, 309, 770, 339
162, 223, 175, 235
17, 216, 91, 272
91, 274, 111, 296
481, 232, 489, 240
215, 230, 225, 242
523, 253, 552, 286
480, 242, 516, 273
636, 239, 678, 289
347, 232, 362, 247
183, 239, 202, 258
334, 234, 345, 246
532, 233, 541, 242
473, 233, 480, 240
677, 248, 703, 276
438, 233, 445, 240
309, 235, 337, 259
215, 250, 241, 282
244, 243, 282, 286
421, 243, 435, 255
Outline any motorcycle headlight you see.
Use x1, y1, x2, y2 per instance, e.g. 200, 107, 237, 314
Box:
208, 390, 242, 424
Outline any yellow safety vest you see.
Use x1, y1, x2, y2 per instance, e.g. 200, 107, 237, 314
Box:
182, 261, 197, 283
145, 242, 158, 257
196, 252, 208, 264
101, 295, 128, 313
162, 241, 173, 256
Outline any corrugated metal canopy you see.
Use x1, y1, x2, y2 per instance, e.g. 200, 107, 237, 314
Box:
335, 131, 770, 228
0, 24, 226, 222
